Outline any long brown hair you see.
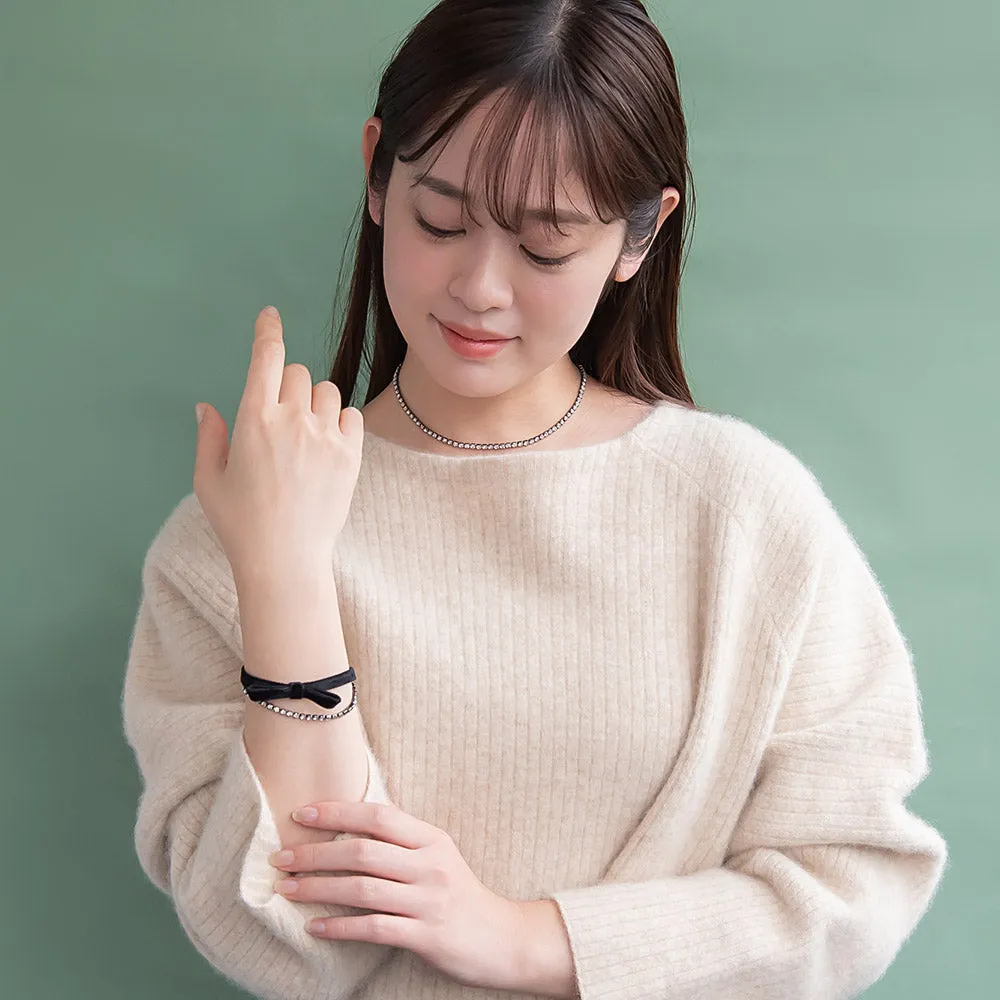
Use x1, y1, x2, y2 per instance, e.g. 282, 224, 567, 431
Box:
326, 0, 698, 410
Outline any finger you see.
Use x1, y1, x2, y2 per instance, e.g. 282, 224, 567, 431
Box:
193, 402, 228, 485
276, 874, 423, 918
307, 912, 418, 948
240, 306, 285, 413
293, 801, 440, 850
272, 834, 417, 882
339, 401, 364, 439
277, 362, 314, 408
313, 382, 364, 443
311, 379, 342, 420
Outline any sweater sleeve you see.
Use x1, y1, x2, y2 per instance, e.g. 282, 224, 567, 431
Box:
544, 482, 949, 1000
121, 493, 399, 1000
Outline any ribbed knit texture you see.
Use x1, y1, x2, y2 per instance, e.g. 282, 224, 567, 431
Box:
121, 398, 948, 1000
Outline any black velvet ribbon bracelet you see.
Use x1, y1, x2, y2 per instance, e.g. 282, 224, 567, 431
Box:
240, 665, 357, 709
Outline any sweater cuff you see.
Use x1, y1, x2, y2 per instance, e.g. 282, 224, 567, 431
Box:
546, 870, 787, 1000
545, 832, 945, 1000
234, 730, 393, 911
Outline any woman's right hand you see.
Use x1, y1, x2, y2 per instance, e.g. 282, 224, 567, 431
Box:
192, 305, 365, 583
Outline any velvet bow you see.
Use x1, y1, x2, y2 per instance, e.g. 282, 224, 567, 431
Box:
240, 665, 357, 709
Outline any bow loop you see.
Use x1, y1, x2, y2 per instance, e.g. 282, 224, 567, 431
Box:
240, 665, 357, 710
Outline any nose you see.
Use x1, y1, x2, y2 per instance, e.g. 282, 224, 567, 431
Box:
447, 239, 514, 314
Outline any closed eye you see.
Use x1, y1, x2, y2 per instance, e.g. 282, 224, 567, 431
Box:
414, 214, 575, 269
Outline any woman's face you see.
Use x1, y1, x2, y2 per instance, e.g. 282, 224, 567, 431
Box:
362, 99, 664, 400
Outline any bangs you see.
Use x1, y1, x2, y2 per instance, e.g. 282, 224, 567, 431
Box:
397, 79, 629, 240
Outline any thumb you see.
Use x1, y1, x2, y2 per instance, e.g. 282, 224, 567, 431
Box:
193, 402, 229, 480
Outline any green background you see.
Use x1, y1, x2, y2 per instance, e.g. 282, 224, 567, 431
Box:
1, 0, 994, 995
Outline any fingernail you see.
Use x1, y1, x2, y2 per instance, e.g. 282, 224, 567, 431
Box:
261, 305, 278, 317
195, 403, 205, 424
269, 850, 294, 867
293, 806, 318, 822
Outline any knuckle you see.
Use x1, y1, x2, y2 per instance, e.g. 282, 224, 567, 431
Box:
295, 843, 317, 871
254, 340, 283, 362
424, 866, 447, 891
426, 892, 448, 924
422, 844, 451, 885
427, 858, 450, 885
352, 837, 375, 867
370, 803, 394, 832
367, 913, 389, 942
357, 876, 379, 905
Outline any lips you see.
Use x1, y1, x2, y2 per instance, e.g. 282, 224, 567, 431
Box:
439, 320, 512, 342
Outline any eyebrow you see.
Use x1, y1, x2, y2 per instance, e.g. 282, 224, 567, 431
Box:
412, 174, 595, 227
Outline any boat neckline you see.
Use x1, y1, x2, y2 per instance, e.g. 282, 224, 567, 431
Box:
360, 396, 688, 464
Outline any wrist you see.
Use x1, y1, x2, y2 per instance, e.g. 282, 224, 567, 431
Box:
514, 899, 579, 998
234, 561, 335, 597
234, 567, 346, 685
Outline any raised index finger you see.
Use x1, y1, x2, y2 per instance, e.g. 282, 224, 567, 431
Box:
241, 306, 286, 412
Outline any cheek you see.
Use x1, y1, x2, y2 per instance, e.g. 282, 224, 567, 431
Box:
383, 227, 443, 314
530, 271, 601, 330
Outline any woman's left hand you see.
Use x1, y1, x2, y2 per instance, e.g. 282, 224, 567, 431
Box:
269, 799, 529, 991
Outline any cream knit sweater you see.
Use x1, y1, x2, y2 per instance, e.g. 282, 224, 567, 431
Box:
121, 397, 948, 1000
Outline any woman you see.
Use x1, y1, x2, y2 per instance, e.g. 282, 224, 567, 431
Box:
122, 1, 948, 998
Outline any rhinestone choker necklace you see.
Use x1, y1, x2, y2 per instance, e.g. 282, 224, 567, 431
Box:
391, 362, 587, 451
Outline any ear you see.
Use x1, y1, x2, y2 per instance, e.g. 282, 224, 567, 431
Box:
614, 187, 681, 282
361, 117, 385, 227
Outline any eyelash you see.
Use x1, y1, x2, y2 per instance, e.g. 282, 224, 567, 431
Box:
414, 214, 573, 269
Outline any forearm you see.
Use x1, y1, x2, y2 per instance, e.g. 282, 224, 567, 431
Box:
236, 567, 371, 851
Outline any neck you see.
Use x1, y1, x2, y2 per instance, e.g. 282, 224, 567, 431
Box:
394, 353, 585, 445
